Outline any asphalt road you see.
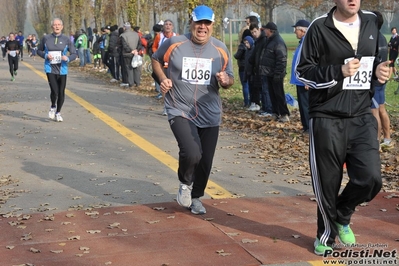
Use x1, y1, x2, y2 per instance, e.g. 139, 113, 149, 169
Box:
0, 57, 313, 215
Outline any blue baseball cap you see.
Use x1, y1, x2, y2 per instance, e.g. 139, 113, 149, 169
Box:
292, 20, 310, 28
192, 5, 215, 22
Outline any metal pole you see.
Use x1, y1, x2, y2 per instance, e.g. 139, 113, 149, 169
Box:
229, 21, 232, 59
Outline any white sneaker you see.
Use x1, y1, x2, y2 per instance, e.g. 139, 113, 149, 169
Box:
248, 103, 260, 111
120, 83, 129, 87
380, 139, 393, 149
162, 107, 167, 116
247, 103, 255, 111
110, 78, 118, 83
278, 115, 290, 122
55, 113, 63, 122
258, 111, 272, 117
190, 198, 206, 214
176, 183, 192, 207
48, 108, 56, 120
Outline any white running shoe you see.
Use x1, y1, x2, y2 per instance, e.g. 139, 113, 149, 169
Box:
190, 198, 206, 214
248, 103, 260, 111
55, 113, 63, 122
278, 115, 290, 122
176, 183, 192, 207
110, 78, 118, 83
48, 108, 56, 120
258, 111, 272, 117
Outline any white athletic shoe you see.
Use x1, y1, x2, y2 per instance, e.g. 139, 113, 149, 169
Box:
48, 108, 56, 120
55, 113, 63, 122
247, 103, 260, 111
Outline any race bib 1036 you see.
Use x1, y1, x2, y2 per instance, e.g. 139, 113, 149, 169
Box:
182, 57, 212, 85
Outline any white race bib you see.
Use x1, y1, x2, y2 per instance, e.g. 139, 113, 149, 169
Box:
9, 51, 17, 57
182, 57, 212, 85
48, 51, 62, 64
342, 56, 375, 90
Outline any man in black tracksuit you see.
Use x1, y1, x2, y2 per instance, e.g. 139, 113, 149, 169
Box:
5, 33, 20, 81
296, 1, 390, 256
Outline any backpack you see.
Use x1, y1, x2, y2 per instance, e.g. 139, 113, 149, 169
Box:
92, 39, 100, 54
146, 39, 154, 57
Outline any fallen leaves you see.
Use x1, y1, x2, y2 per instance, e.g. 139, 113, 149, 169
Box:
152, 206, 166, 211
285, 178, 299, 184
241, 238, 258, 244
21, 233, 33, 241
50, 250, 64, 254
146, 220, 160, 224
67, 235, 81, 240
85, 211, 100, 216
221, 98, 399, 189
86, 230, 101, 234
29, 247, 40, 253
107, 222, 120, 229
216, 249, 232, 256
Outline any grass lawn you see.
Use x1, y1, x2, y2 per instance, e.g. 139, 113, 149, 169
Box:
221, 33, 399, 115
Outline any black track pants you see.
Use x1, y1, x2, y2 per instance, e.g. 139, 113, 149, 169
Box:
309, 114, 382, 246
169, 116, 219, 199
8, 55, 18, 76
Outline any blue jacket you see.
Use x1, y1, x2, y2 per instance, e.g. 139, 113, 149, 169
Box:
15, 35, 25, 46
290, 38, 305, 86
37, 33, 77, 75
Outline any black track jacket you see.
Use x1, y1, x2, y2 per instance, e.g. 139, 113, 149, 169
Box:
296, 7, 380, 118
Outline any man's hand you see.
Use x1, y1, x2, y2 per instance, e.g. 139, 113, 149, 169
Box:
376, 60, 391, 84
160, 78, 173, 94
216, 71, 232, 88
342, 58, 361, 77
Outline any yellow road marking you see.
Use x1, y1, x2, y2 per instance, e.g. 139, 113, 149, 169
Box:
23, 62, 233, 199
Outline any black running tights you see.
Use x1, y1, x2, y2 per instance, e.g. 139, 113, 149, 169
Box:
46, 73, 67, 113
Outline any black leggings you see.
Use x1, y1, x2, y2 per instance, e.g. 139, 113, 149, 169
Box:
46, 73, 67, 113
169, 116, 219, 199
8, 55, 18, 76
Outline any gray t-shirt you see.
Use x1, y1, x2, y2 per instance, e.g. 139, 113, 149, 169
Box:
152, 34, 233, 127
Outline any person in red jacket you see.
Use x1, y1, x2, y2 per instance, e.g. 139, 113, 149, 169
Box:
388, 27, 399, 79
152, 19, 177, 115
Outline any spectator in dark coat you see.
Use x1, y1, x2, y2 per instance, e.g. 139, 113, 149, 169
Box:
108, 25, 120, 81
234, 31, 253, 107
248, 23, 271, 115
262, 22, 290, 122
